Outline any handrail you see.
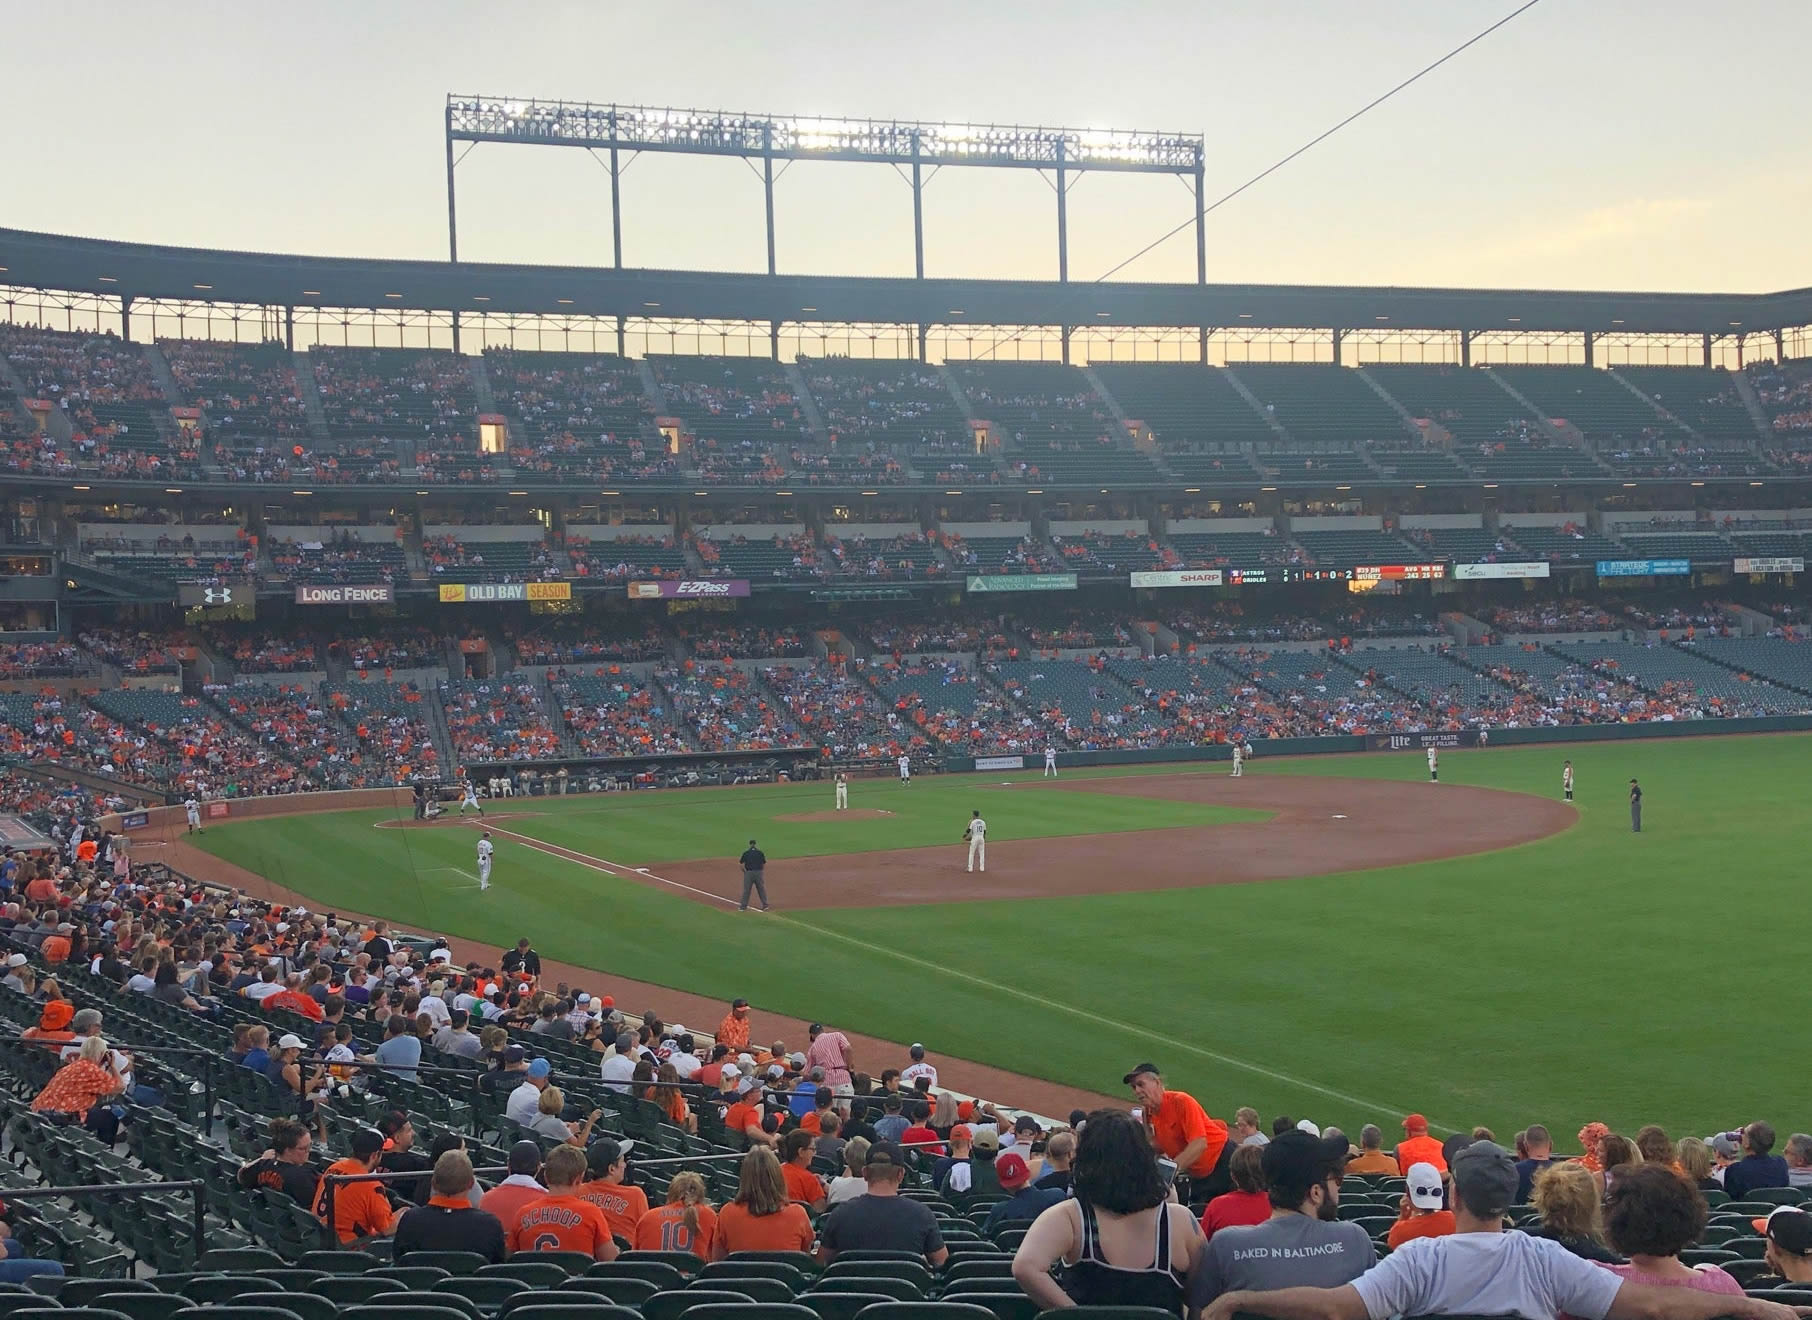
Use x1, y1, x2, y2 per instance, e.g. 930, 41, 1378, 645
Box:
0, 1179, 205, 1260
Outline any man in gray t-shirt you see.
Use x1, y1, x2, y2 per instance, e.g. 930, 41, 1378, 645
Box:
1190, 1130, 1376, 1312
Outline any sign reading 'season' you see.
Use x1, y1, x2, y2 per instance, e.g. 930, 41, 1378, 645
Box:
438, 582, 574, 603
295, 583, 395, 605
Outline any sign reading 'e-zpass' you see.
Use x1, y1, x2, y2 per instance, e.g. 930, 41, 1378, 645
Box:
627, 579, 752, 600
965, 573, 1078, 594
438, 582, 573, 603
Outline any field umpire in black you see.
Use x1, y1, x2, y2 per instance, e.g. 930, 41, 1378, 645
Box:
739, 838, 770, 912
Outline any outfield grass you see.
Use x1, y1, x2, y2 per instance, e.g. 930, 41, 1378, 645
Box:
193, 733, 1811, 1140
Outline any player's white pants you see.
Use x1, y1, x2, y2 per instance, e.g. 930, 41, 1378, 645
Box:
1044, 759, 1057, 777
186, 813, 200, 828
478, 863, 492, 891
461, 792, 479, 812
835, 784, 848, 809
1231, 759, 1242, 778
967, 837, 985, 872
899, 773, 910, 786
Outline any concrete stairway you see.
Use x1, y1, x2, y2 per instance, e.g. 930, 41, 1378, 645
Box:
784, 361, 832, 445
1732, 372, 1778, 446
470, 356, 498, 414
1606, 369, 1697, 439
936, 365, 979, 423
1219, 366, 1293, 441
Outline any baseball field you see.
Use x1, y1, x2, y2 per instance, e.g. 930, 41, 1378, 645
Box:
185, 732, 1809, 1140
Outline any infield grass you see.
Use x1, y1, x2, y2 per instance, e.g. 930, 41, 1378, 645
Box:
192, 732, 1811, 1141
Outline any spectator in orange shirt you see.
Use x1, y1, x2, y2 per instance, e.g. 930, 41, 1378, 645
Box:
1344, 1125, 1401, 1177
634, 1171, 719, 1259
1387, 1161, 1456, 1248
511, 1146, 617, 1260
76, 839, 97, 865
713, 1148, 814, 1258
1125, 1061, 1231, 1196
1396, 1113, 1447, 1174
478, 1141, 546, 1228
21, 1000, 75, 1048
721, 1069, 773, 1147
716, 997, 752, 1050
780, 1129, 828, 1212
39, 924, 72, 966
32, 1036, 125, 1143
315, 1128, 404, 1245
577, 1139, 648, 1245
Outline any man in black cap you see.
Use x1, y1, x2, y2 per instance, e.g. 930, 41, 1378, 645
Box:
738, 839, 769, 912
1125, 1061, 1231, 1201
816, 1141, 947, 1268
1190, 1129, 1375, 1311
1203, 1140, 1799, 1320
1755, 1207, 1812, 1287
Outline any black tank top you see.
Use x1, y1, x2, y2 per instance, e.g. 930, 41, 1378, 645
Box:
1065, 1197, 1187, 1316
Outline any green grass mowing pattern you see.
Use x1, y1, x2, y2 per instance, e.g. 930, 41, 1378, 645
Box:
194, 734, 1810, 1139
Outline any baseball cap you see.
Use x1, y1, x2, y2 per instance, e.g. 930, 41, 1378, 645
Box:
995, 1152, 1032, 1189
1122, 1061, 1161, 1085
972, 1130, 1000, 1153
5, 954, 26, 968
601, 996, 614, 1009
507, 1140, 543, 1175
1013, 1115, 1042, 1135
503, 1045, 526, 1065
1296, 1119, 1322, 1137
950, 1124, 973, 1144
576, 993, 591, 1006
1756, 1206, 1812, 1255
276, 1034, 305, 1050
1261, 1129, 1354, 1192
1402, 1113, 1429, 1133
864, 1140, 907, 1171
587, 1138, 634, 1174
1450, 1140, 1518, 1217
1405, 1161, 1445, 1210
732, 997, 749, 1009
1711, 1135, 1741, 1159
722, 1064, 742, 1080
527, 1058, 551, 1079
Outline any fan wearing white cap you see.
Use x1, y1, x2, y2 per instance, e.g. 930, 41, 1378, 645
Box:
1387, 1162, 1454, 1248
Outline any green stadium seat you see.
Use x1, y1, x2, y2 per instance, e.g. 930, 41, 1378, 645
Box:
644, 1292, 763, 1320
501, 1305, 641, 1320
58, 1284, 155, 1309
556, 1278, 662, 1308
228, 1295, 341, 1320
798, 1295, 902, 1320
590, 1259, 694, 1286
852, 1304, 1001, 1320
941, 1298, 1038, 1320
678, 1306, 821, 1320
82, 1297, 187, 1320
402, 1253, 494, 1277
701, 1263, 808, 1292
311, 1277, 409, 1305
481, 1262, 574, 1289
690, 1281, 796, 1305
808, 1278, 924, 1301
369, 1267, 455, 1289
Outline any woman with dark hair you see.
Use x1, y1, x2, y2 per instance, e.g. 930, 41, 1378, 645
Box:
1528, 1162, 1624, 1264
1013, 1108, 1202, 1315
151, 961, 203, 1012
1634, 1125, 1679, 1171
1602, 1164, 1743, 1299
1200, 1143, 1270, 1239
1598, 1133, 1642, 1198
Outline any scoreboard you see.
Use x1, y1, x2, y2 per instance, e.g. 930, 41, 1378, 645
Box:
1353, 563, 1447, 581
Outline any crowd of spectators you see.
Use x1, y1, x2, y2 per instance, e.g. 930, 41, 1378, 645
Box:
268, 533, 404, 586
762, 661, 932, 762
682, 623, 810, 661
325, 682, 437, 778
1013, 612, 1142, 651
162, 339, 308, 443
0, 640, 88, 678
440, 678, 563, 763
310, 347, 475, 442
205, 625, 320, 674
214, 441, 403, 485
869, 658, 1043, 753
823, 530, 951, 581
551, 675, 691, 759
869, 616, 1005, 656
331, 626, 444, 672
656, 665, 803, 752
1751, 360, 1812, 434
213, 684, 391, 789
806, 362, 964, 445
1051, 530, 1164, 574
1486, 600, 1622, 635
424, 536, 559, 583
567, 534, 682, 582
1622, 600, 1733, 636
511, 618, 668, 666
944, 535, 1062, 574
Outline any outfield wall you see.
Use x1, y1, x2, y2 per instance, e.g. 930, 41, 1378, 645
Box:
101, 786, 415, 836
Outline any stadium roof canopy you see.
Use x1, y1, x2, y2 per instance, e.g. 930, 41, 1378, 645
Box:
3, 226, 1810, 336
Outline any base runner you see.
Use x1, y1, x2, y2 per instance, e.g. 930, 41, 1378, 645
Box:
964, 809, 987, 874
477, 832, 494, 891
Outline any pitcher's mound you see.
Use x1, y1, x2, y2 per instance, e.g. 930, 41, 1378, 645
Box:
776, 808, 895, 823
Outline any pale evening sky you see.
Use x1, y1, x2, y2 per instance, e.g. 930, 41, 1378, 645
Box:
4, 0, 1807, 293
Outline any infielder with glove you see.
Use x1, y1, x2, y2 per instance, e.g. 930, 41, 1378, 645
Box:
963, 809, 987, 873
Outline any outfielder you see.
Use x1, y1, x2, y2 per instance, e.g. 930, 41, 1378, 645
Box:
184, 797, 202, 834
963, 809, 987, 874
1230, 742, 1243, 778
459, 775, 485, 817
476, 832, 494, 891
834, 772, 848, 810
1562, 760, 1574, 802
898, 754, 912, 787
1427, 747, 1439, 783
1043, 745, 1058, 778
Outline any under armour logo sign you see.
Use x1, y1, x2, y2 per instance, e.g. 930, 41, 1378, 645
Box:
202, 588, 235, 605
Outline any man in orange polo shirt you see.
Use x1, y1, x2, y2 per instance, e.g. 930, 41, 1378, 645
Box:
1396, 1113, 1447, 1174
1125, 1061, 1231, 1197
511, 1145, 617, 1260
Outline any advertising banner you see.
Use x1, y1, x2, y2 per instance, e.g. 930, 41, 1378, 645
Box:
1129, 569, 1224, 589
1734, 557, 1804, 574
439, 582, 574, 603
1225, 568, 1268, 585
177, 580, 255, 607
120, 811, 150, 831
1453, 561, 1552, 581
1596, 559, 1690, 578
1364, 730, 1483, 751
628, 579, 753, 600
295, 583, 395, 605
965, 573, 1078, 594
974, 755, 1027, 771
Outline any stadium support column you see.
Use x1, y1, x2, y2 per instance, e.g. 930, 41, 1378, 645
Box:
610, 131, 626, 359
1460, 330, 1473, 367
763, 126, 778, 277
912, 131, 926, 362
445, 111, 461, 355
1583, 331, 1595, 367
1332, 327, 1345, 367
119, 294, 131, 340
1195, 160, 1208, 364
284, 306, 294, 353
1055, 140, 1069, 284
1702, 332, 1713, 368
1776, 329, 1787, 362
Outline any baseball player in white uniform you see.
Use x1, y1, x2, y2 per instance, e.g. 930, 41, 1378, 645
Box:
834, 773, 848, 810
898, 754, 912, 787
1043, 745, 1058, 777
1230, 742, 1243, 777
1427, 747, 1439, 783
964, 809, 987, 873
1562, 761, 1574, 802
184, 797, 202, 834
476, 832, 494, 891
458, 776, 484, 816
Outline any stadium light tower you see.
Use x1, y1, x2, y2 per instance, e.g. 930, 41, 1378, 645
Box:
444, 95, 1209, 292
